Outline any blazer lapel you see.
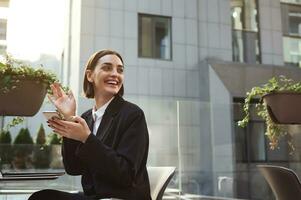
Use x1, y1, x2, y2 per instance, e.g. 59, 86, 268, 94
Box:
96, 116, 114, 141
95, 95, 125, 141
86, 110, 94, 132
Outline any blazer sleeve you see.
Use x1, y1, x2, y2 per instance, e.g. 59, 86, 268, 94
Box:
75, 109, 149, 187
62, 137, 85, 175
61, 113, 90, 175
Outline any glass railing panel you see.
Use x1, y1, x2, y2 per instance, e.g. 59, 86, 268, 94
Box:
4, 98, 301, 199
0, 144, 81, 192
177, 100, 212, 198
132, 97, 249, 199
127, 97, 180, 194
0, 144, 63, 171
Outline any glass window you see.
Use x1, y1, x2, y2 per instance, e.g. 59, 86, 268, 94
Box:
231, 0, 261, 64
138, 14, 172, 60
281, 3, 301, 67
0, 19, 7, 40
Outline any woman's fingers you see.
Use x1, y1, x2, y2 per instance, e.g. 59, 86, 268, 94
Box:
68, 90, 75, 101
49, 83, 63, 104
50, 119, 78, 133
51, 82, 65, 98
72, 116, 86, 126
52, 129, 67, 137
55, 83, 64, 97
54, 119, 75, 126
49, 120, 66, 131
50, 84, 59, 98
48, 121, 69, 138
49, 117, 89, 142
50, 125, 66, 136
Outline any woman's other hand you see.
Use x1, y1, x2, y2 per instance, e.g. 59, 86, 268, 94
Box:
48, 116, 91, 143
48, 83, 76, 119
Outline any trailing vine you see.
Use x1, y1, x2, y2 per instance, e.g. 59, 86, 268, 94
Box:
238, 76, 301, 150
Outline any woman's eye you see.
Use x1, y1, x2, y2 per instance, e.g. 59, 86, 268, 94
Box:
117, 68, 124, 73
102, 65, 111, 71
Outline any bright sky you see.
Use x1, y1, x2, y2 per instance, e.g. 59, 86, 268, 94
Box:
6, 0, 66, 61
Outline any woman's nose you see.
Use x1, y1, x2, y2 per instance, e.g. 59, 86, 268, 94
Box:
110, 67, 118, 76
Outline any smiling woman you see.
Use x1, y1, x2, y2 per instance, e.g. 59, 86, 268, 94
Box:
28, 49, 152, 200
84, 51, 125, 102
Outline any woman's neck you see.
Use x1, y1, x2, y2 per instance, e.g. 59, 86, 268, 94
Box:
94, 94, 114, 110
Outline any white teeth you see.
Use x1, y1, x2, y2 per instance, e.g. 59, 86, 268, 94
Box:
107, 80, 118, 85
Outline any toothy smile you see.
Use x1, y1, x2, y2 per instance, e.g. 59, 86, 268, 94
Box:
105, 80, 119, 85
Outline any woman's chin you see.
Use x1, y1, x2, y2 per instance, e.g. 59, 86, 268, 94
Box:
103, 89, 118, 97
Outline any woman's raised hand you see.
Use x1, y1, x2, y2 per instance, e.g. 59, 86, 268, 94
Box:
48, 116, 91, 143
48, 83, 76, 119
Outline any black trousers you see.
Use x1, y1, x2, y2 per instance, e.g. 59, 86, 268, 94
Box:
28, 189, 97, 200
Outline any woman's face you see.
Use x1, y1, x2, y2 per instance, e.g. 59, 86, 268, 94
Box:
86, 54, 124, 98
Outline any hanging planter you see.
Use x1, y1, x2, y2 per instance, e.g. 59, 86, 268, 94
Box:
263, 92, 301, 124
0, 79, 48, 116
238, 76, 301, 150
0, 54, 57, 116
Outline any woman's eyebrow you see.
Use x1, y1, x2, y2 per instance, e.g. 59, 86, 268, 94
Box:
101, 62, 113, 66
101, 62, 123, 68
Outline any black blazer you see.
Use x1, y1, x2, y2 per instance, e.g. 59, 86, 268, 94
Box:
62, 95, 151, 200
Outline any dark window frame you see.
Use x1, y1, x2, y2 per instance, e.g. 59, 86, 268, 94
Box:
138, 13, 172, 60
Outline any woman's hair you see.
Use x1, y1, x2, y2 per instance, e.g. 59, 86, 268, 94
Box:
83, 49, 124, 98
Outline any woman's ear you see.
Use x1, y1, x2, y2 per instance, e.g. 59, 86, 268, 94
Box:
86, 70, 94, 82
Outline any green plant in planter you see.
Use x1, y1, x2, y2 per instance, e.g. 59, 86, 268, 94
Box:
0, 54, 58, 93
238, 76, 301, 150
0, 129, 12, 168
13, 128, 34, 169
33, 124, 50, 169
0, 54, 59, 128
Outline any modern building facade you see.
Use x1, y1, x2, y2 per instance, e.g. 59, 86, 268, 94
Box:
62, 0, 301, 199
2, 0, 301, 199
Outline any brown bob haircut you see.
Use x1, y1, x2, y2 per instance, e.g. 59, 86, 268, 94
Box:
83, 49, 124, 98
